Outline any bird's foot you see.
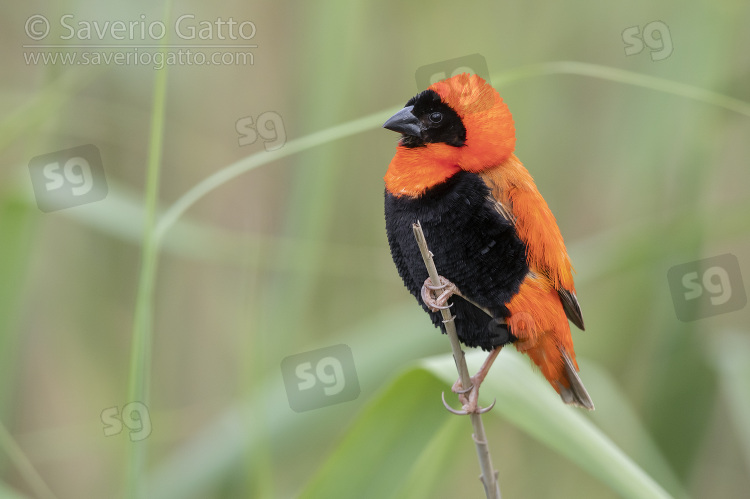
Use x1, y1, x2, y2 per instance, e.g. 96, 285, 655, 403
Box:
441, 347, 502, 415
441, 375, 495, 415
421, 276, 458, 312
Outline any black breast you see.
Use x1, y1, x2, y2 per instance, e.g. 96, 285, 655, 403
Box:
384, 171, 529, 350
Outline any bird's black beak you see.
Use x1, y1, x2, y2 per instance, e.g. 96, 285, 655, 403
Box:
383, 105, 421, 138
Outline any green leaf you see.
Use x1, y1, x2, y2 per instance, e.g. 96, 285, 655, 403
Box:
0, 482, 30, 499
391, 417, 465, 499
422, 351, 674, 499
709, 331, 750, 473
300, 349, 675, 499
298, 369, 452, 499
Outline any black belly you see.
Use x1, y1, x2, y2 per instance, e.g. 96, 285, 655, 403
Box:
384, 170, 529, 350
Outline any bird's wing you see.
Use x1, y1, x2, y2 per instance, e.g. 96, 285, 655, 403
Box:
478, 155, 584, 330
557, 288, 585, 330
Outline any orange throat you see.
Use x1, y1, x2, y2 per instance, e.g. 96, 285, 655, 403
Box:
384, 143, 462, 197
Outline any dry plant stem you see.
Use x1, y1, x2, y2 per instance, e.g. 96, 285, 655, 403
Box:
412, 222, 501, 499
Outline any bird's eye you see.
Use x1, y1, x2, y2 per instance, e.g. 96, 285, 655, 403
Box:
428, 112, 443, 124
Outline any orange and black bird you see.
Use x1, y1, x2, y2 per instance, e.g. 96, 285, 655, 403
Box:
382, 73, 593, 413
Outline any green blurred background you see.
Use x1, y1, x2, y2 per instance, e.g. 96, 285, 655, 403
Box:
1, 0, 749, 498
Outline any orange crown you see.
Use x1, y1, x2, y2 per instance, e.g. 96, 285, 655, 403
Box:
429, 73, 516, 172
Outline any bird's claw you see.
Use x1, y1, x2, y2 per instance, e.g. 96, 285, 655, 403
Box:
425, 279, 448, 291
442, 391, 469, 415
477, 398, 497, 414
421, 276, 458, 312
451, 378, 474, 394
455, 384, 474, 394
441, 391, 496, 415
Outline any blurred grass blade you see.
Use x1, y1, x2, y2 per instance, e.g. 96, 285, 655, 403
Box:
145, 305, 446, 499
709, 331, 750, 473
0, 422, 56, 499
392, 417, 466, 499
0, 482, 30, 499
154, 61, 750, 245
299, 350, 673, 499
494, 61, 750, 117
297, 369, 452, 499
582, 362, 689, 499
0, 198, 44, 499
422, 351, 674, 499
0, 197, 37, 421
125, 1, 173, 496
153, 106, 399, 244
0, 70, 97, 153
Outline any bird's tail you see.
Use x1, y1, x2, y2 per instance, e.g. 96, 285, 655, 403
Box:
507, 278, 594, 410
523, 334, 594, 410
556, 348, 594, 410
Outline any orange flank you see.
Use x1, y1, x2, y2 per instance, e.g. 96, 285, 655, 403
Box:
506, 276, 577, 390
479, 154, 576, 292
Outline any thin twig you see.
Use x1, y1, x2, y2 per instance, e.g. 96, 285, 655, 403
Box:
412, 222, 501, 499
